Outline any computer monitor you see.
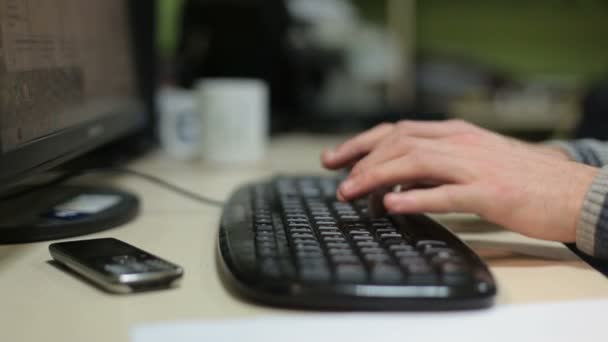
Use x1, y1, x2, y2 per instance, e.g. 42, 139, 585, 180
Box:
0, 0, 155, 243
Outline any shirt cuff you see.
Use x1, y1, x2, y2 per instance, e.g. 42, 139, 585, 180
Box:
576, 165, 608, 259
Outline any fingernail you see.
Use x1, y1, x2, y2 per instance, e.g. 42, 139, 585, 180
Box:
336, 191, 345, 202
384, 192, 398, 203
323, 149, 337, 160
340, 179, 355, 196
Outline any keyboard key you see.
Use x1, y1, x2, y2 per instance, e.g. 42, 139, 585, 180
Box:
288, 222, 312, 227
376, 228, 397, 234
322, 236, 347, 243
256, 229, 274, 235
330, 254, 360, 264
316, 221, 337, 226
388, 244, 415, 251
255, 235, 274, 242
394, 250, 421, 258
349, 229, 371, 235
363, 253, 391, 263
255, 219, 274, 232
328, 248, 354, 255
320, 231, 343, 236
318, 224, 338, 230
286, 214, 308, 220
296, 250, 324, 259
325, 242, 350, 248
360, 247, 385, 255
355, 241, 380, 248
259, 259, 281, 278
335, 265, 367, 282
292, 238, 318, 245
379, 233, 402, 239
291, 233, 315, 239
300, 266, 331, 282
295, 245, 322, 252
289, 228, 313, 234
370, 264, 403, 283
352, 235, 374, 241
440, 262, 468, 275
416, 240, 447, 248
403, 262, 434, 275
258, 247, 277, 257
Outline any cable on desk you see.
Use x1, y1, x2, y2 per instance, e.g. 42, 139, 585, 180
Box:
70, 167, 226, 208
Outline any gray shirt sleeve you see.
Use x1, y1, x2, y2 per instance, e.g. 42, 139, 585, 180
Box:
549, 139, 608, 167
549, 139, 608, 259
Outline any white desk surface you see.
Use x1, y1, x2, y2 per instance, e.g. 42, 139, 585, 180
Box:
1, 134, 607, 342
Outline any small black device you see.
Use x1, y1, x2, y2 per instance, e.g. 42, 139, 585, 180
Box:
218, 176, 496, 310
49, 238, 183, 293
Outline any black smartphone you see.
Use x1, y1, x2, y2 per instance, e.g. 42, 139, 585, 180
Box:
49, 238, 183, 293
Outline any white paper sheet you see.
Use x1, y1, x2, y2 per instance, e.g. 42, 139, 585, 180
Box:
131, 299, 608, 342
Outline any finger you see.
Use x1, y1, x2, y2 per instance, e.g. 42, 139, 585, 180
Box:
322, 123, 394, 169
393, 119, 475, 139
367, 182, 436, 218
350, 123, 476, 177
350, 135, 419, 176
338, 153, 466, 201
383, 185, 471, 214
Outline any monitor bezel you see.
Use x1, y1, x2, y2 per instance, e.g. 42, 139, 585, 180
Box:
0, 106, 145, 193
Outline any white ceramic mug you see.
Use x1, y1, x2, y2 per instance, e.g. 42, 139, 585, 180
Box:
195, 78, 269, 163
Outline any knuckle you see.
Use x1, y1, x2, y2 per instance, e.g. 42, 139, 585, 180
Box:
356, 168, 378, 187
408, 150, 427, 169
350, 162, 365, 176
446, 118, 469, 128
396, 120, 412, 132
375, 134, 400, 153
343, 139, 363, 155
443, 187, 460, 210
376, 122, 395, 131
408, 145, 422, 156
394, 136, 409, 150
394, 135, 415, 150
447, 118, 466, 125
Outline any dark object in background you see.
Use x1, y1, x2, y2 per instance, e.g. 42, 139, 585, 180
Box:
176, 0, 409, 133
576, 78, 608, 140
177, 0, 298, 132
129, 0, 159, 142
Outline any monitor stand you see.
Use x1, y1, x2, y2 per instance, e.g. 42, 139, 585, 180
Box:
0, 185, 139, 244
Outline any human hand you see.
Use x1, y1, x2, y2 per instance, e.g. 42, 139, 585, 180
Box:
322, 120, 570, 169
321, 120, 597, 242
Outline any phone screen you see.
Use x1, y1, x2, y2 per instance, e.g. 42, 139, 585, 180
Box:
52, 238, 178, 276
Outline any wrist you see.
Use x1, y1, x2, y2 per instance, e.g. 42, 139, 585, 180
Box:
531, 143, 572, 161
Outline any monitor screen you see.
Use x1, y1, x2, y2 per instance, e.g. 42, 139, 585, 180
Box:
0, 0, 147, 191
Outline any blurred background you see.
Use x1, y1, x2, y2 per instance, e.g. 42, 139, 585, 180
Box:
156, 0, 608, 141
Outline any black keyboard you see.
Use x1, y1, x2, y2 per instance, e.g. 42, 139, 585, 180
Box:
217, 176, 496, 310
